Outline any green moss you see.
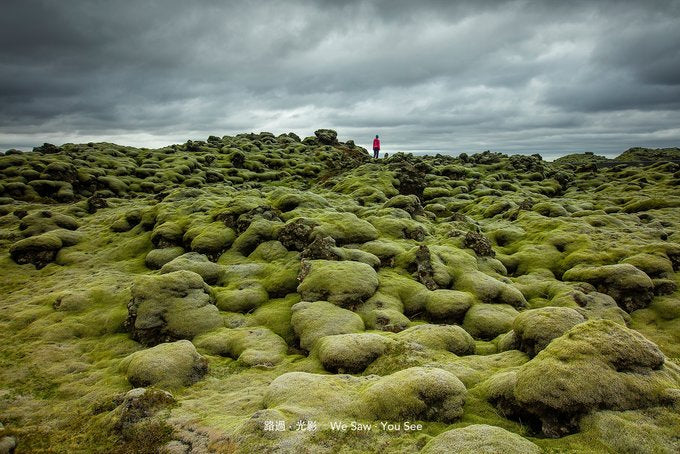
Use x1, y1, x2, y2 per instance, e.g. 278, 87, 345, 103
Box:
578, 406, 680, 454
563, 264, 654, 312
144, 246, 185, 270
424, 289, 474, 322
361, 307, 411, 332
359, 239, 406, 265
360, 367, 467, 422
311, 212, 379, 244
127, 270, 222, 346
19, 209, 79, 236
622, 253, 674, 278
397, 324, 475, 356
462, 304, 519, 340
334, 246, 381, 268
194, 326, 287, 366
248, 240, 289, 262
316, 333, 394, 373
9, 231, 63, 268
231, 218, 282, 256
621, 197, 680, 213
421, 424, 540, 454
214, 281, 268, 312
150, 221, 185, 248
513, 319, 678, 437
3, 137, 680, 453
291, 300, 365, 350
263, 371, 361, 419
119, 340, 208, 389
366, 215, 427, 240
160, 252, 223, 284
189, 222, 236, 259
250, 294, 300, 344
532, 201, 568, 217
512, 307, 585, 356
454, 271, 527, 308
297, 260, 379, 307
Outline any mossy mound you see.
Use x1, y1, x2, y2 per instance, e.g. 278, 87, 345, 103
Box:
397, 324, 475, 356
144, 247, 185, 270
424, 289, 474, 322
615, 146, 680, 162
512, 319, 679, 437
511, 307, 586, 356
213, 281, 269, 312
463, 304, 519, 340
360, 366, 467, 422
109, 387, 176, 443
421, 424, 541, 454
159, 252, 223, 285
120, 340, 208, 389
194, 327, 287, 366
455, 271, 527, 308
18, 210, 79, 236
264, 366, 467, 423
290, 300, 365, 350
126, 270, 221, 346
579, 407, 680, 454
9, 232, 63, 268
151, 221, 185, 248
297, 259, 379, 307
316, 333, 393, 373
563, 264, 654, 312
311, 212, 379, 244
188, 222, 235, 260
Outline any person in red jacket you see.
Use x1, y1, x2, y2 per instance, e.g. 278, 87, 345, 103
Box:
372, 134, 380, 159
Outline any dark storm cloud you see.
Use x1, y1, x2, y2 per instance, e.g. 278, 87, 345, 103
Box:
1, 0, 679, 156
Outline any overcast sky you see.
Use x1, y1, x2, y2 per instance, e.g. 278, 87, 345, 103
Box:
2, 0, 679, 159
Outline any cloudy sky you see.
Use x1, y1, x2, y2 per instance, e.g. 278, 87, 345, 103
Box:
2, 0, 679, 158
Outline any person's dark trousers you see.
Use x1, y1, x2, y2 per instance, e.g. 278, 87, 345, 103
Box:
373, 148, 379, 159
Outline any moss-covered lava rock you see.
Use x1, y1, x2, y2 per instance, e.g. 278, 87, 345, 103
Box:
119, 340, 209, 389
126, 270, 221, 346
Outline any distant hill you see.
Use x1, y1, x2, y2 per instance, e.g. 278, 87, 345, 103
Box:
615, 147, 680, 162
552, 151, 609, 165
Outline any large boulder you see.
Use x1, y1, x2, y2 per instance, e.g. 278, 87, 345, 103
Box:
513, 319, 678, 437
120, 340, 209, 389
125, 270, 222, 346
314, 129, 338, 145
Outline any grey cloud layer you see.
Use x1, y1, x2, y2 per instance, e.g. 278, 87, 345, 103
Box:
1, 0, 679, 156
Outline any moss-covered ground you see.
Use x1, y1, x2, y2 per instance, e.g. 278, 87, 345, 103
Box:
1, 132, 679, 453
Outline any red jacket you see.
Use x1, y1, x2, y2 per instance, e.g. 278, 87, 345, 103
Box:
373, 138, 380, 149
